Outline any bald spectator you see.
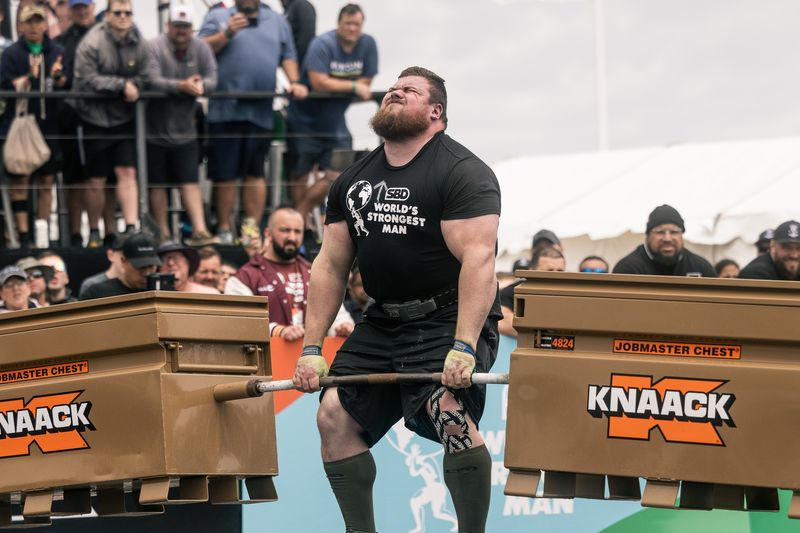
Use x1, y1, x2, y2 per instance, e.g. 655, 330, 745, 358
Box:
755, 229, 774, 257
739, 220, 800, 281
194, 246, 223, 291
579, 255, 609, 273
158, 242, 220, 294
39, 251, 78, 304
498, 247, 566, 337
714, 259, 740, 279
613, 204, 716, 277
0, 267, 38, 312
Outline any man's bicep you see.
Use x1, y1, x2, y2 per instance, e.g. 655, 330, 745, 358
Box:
318, 221, 356, 275
441, 215, 499, 263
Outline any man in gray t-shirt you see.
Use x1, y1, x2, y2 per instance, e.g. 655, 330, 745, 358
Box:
147, 4, 218, 246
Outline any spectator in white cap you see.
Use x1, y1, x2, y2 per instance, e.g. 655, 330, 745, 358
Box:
739, 220, 800, 281
0, 267, 38, 312
146, 4, 219, 246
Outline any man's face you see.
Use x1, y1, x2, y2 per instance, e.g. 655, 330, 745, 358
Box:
371, 76, 437, 141
159, 252, 190, 289
51, 0, 70, 22
20, 16, 47, 43
770, 241, 800, 280
195, 256, 221, 289
121, 257, 157, 290
219, 264, 236, 292
266, 212, 304, 261
336, 12, 363, 46
167, 21, 192, 46
71, 3, 95, 27
26, 268, 48, 298
106, 0, 133, 32
2, 278, 30, 311
235, 0, 258, 15
534, 256, 566, 272
646, 223, 684, 266
40, 256, 68, 291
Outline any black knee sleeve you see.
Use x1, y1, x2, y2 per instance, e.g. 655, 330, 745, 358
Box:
11, 200, 27, 213
323, 451, 377, 533
443, 444, 492, 533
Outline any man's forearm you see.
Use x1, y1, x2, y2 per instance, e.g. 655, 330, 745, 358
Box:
304, 265, 349, 347
204, 32, 229, 55
454, 250, 497, 348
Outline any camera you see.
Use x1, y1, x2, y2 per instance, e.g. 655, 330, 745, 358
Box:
147, 272, 176, 291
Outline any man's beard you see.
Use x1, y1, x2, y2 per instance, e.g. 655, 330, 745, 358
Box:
370, 105, 429, 141
272, 240, 299, 261
650, 248, 681, 267
775, 258, 800, 280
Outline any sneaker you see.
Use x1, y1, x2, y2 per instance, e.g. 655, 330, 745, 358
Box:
184, 230, 220, 247
87, 235, 102, 249
216, 230, 235, 245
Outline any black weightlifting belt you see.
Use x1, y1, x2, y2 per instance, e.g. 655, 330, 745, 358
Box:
379, 287, 458, 322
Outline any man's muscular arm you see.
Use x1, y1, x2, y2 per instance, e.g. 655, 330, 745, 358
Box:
441, 214, 500, 388
293, 221, 355, 391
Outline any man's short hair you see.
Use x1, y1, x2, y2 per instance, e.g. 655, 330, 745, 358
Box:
338, 3, 363, 21
198, 246, 221, 261
106, 0, 130, 11
398, 66, 448, 127
531, 246, 564, 269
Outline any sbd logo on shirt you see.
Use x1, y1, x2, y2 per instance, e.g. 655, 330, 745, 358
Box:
0, 391, 95, 458
587, 374, 736, 446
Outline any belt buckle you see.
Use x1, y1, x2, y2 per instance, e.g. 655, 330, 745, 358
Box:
382, 299, 437, 321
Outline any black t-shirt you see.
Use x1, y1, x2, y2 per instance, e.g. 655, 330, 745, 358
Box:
79, 278, 139, 300
738, 253, 786, 280
613, 244, 717, 277
326, 131, 501, 304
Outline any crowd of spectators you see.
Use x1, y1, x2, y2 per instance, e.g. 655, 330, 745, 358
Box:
0, 0, 375, 251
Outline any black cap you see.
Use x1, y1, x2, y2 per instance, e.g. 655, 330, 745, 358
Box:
755, 228, 775, 245
157, 241, 200, 276
0, 266, 27, 285
773, 220, 800, 244
646, 204, 685, 233
122, 234, 161, 269
532, 229, 561, 249
110, 233, 128, 251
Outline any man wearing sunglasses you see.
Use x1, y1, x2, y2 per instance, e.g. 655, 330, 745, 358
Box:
73, 0, 149, 245
15, 257, 55, 307
613, 204, 716, 277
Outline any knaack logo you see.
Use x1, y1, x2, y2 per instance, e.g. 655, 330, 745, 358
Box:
587, 374, 736, 446
0, 391, 95, 458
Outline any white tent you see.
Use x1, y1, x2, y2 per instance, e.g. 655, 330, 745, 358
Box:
495, 137, 800, 272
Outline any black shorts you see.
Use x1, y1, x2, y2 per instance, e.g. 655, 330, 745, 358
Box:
82, 122, 137, 178
147, 142, 199, 185
286, 125, 352, 178
58, 107, 87, 184
206, 121, 271, 181
324, 307, 499, 447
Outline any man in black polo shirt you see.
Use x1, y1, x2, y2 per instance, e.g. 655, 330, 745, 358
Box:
739, 220, 800, 281
613, 204, 716, 277
79, 234, 161, 299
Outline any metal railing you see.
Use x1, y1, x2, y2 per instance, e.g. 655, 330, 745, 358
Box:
0, 89, 384, 247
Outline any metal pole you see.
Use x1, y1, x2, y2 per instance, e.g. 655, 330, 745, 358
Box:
269, 140, 286, 210
135, 99, 149, 218
594, 0, 609, 151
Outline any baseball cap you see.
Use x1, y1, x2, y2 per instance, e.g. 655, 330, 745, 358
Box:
773, 220, 800, 244
122, 234, 161, 269
646, 204, 685, 234
157, 241, 200, 276
19, 4, 47, 22
68, 0, 93, 6
15, 257, 54, 282
169, 4, 193, 25
532, 229, 561, 249
755, 228, 775, 246
0, 267, 27, 285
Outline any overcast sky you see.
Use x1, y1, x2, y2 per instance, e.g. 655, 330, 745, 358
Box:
138, 0, 800, 165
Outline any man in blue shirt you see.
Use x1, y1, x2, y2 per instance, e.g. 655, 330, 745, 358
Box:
199, 0, 307, 244
286, 3, 378, 223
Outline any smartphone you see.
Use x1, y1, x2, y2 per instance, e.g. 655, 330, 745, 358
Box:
147, 272, 176, 291
248, 17, 258, 27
